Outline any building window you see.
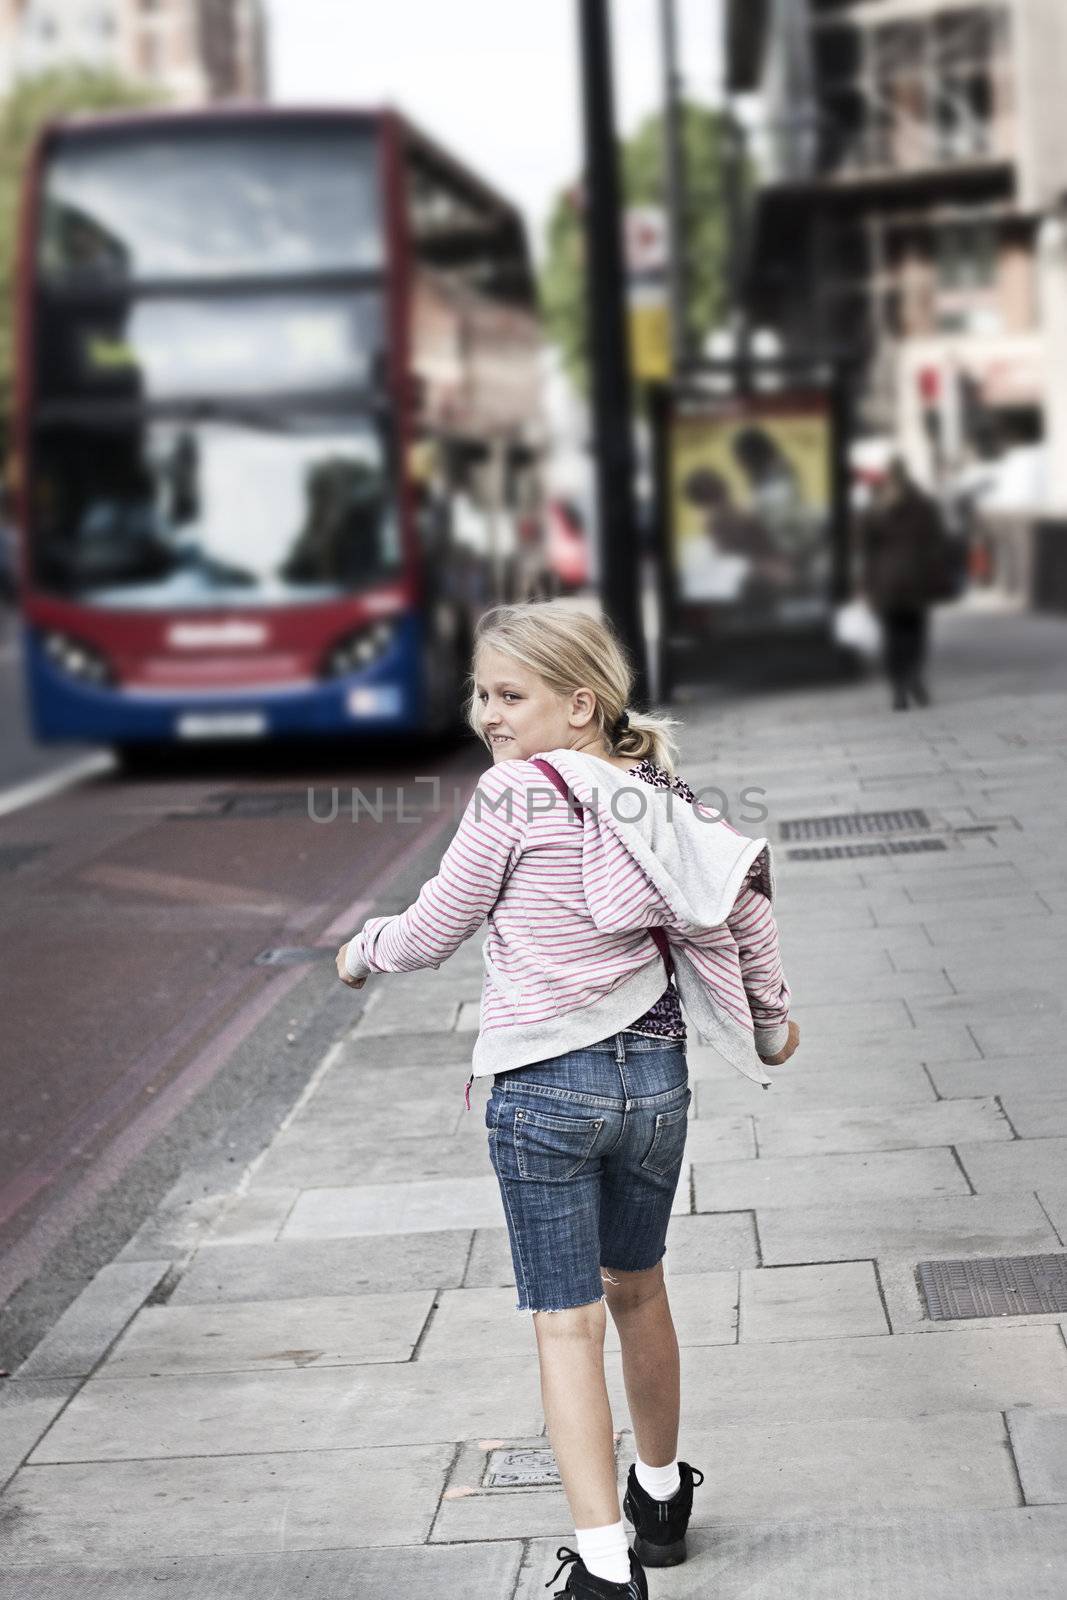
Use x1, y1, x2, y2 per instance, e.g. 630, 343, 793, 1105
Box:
936, 223, 996, 289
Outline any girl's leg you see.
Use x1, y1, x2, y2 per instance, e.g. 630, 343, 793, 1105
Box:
532, 1298, 620, 1529
601, 1259, 679, 1466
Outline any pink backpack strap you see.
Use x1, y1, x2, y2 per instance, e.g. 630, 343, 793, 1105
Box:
530, 757, 674, 980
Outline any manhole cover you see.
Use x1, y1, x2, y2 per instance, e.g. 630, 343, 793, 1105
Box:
0, 843, 50, 871
787, 838, 949, 862
918, 1254, 1067, 1319
780, 809, 931, 842
219, 791, 313, 818
485, 1447, 561, 1488
253, 947, 322, 967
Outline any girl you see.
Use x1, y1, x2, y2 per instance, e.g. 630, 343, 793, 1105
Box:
337, 601, 798, 1600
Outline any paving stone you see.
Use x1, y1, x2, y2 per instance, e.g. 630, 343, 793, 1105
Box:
909, 988, 1064, 1030
335, 1034, 477, 1070
969, 1018, 1065, 1057
740, 1262, 888, 1341
693, 1146, 968, 1212
1006, 1406, 1067, 1504
0, 1444, 453, 1560
169, 1231, 473, 1304
954, 1137, 1067, 1193
354, 998, 462, 1034
279, 1177, 506, 1239
672, 1115, 755, 1162
200, 1189, 298, 1246
1032, 1186, 1067, 1240
252, 1126, 496, 1187
873, 892, 1049, 928
513, 1508, 1067, 1600
920, 912, 1058, 946
97, 1291, 436, 1376
0, 1542, 523, 1598
0, 1381, 79, 1491
757, 1192, 1060, 1265
461, 1226, 516, 1287
695, 1065, 935, 1117
752, 1098, 1009, 1158
28, 1357, 545, 1461
903, 867, 1031, 901
764, 999, 911, 1040
788, 968, 955, 1004
928, 1056, 1067, 1100
662, 1211, 760, 1272
611, 1326, 1067, 1430
15, 1261, 170, 1380
704, 1023, 979, 1075
250, 1099, 466, 1145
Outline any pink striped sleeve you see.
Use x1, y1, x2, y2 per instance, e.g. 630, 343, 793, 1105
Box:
345, 764, 529, 976
726, 855, 791, 1029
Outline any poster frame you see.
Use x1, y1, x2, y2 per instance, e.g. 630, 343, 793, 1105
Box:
646, 356, 856, 700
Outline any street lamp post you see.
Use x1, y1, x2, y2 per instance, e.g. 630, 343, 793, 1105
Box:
577, 0, 650, 705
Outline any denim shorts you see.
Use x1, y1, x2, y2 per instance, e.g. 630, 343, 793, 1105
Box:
485, 1031, 690, 1314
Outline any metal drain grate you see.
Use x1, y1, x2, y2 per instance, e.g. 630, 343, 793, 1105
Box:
787, 838, 949, 862
0, 843, 50, 871
918, 1254, 1067, 1319
779, 809, 931, 842
485, 1447, 561, 1488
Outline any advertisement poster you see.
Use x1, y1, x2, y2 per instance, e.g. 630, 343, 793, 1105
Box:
668, 394, 835, 630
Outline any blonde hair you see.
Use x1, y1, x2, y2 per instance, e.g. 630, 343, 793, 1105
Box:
467, 600, 683, 773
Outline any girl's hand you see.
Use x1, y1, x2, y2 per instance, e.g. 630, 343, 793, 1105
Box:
336, 943, 368, 988
758, 1019, 799, 1066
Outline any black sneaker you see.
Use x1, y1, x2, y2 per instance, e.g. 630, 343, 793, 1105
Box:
621, 1461, 705, 1567
545, 1544, 647, 1600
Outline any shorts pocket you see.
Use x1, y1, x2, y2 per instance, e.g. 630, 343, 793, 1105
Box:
640, 1089, 692, 1175
513, 1103, 604, 1182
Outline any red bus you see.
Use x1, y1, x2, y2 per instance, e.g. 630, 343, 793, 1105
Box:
13, 107, 547, 754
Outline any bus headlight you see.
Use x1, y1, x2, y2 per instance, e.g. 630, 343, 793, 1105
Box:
41, 630, 114, 686
322, 619, 399, 678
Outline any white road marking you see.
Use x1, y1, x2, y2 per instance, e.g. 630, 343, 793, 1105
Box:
0, 752, 115, 819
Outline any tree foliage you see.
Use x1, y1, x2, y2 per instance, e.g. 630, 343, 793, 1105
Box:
0, 68, 164, 444
540, 101, 745, 389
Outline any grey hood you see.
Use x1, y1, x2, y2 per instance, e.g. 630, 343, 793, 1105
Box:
531, 749, 782, 1088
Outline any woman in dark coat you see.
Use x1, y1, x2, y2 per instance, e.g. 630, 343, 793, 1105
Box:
861, 458, 948, 710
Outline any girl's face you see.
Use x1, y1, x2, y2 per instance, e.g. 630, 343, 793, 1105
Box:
474, 646, 605, 763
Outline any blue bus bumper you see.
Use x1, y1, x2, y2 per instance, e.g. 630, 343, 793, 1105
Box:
25, 621, 429, 744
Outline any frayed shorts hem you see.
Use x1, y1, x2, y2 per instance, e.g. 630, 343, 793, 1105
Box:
513, 1291, 607, 1315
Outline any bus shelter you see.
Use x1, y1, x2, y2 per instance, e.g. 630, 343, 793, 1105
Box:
647, 358, 856, 699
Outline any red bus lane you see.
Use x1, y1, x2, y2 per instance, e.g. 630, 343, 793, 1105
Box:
0, 749, 481, 1307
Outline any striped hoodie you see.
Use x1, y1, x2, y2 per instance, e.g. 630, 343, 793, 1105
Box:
345, 748, 792, 1088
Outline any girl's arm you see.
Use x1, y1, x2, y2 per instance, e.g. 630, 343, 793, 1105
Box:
342, 763, 529, 979
726, 854, 792, 1056
681, 853, 793, 1057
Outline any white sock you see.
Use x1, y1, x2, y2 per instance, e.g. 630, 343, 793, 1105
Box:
575, 1518, 631, 1584
635, 1453, 681, 1501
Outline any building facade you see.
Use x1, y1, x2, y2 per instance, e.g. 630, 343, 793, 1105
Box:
727, 0, 1067, 504
0, 0, 268, 103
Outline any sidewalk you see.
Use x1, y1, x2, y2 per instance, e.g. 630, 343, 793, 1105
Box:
2, 605, 1067, 1597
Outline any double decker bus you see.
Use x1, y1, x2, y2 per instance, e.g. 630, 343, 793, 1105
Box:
13, 108, 547, 754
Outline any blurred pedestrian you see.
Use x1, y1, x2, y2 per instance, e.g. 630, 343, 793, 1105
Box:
337, 600, 798, 1599
860, 457, 946, 710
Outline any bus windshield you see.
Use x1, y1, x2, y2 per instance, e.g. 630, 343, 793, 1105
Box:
38, 123, 383, 283
31, 414, 402, 609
